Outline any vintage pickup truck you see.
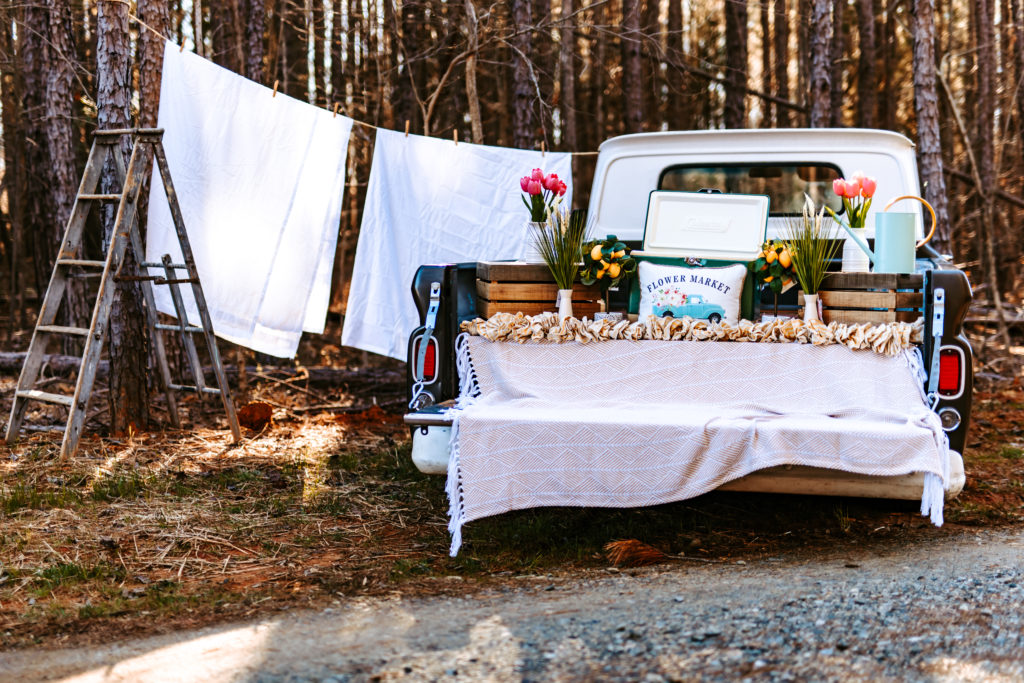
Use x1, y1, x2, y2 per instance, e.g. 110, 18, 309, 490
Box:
402, 128, 973, 502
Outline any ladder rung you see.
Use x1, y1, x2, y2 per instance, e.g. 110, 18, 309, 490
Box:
16, 390, 74, 407
169, 383, 221, 395
24, 425, 66, 433
141, 262, 188, 269
78, 193, 122, 201
37, 324, 90, 337
57, 259, 106, 268
155, 323, 205, 334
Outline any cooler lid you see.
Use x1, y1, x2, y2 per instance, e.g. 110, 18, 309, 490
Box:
638, 190, 769, 261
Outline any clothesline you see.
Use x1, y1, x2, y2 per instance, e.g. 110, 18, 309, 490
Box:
121, 6, 601, 158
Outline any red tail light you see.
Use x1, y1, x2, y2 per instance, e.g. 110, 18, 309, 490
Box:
938, 347, 963, 398
412, 337, 438, 383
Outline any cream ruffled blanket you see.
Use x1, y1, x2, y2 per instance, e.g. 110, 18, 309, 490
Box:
461, 313, 923, 357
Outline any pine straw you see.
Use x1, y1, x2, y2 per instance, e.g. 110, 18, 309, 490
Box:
1, 374, 1023, 648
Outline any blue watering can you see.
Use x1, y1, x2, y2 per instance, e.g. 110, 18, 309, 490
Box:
838, 195, 937, 274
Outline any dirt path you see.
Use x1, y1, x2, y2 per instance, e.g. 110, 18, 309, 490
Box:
4, 527, 1023, 682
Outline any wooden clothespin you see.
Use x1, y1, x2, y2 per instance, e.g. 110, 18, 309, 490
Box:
332, 103, 340, 118
453, 129, 459, 146
541, 141, 546, 158
272, 80, 279, 98
404, 120, 410, 138
180, 42, 186, 52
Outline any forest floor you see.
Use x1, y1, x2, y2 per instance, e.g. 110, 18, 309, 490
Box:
0, 331, 1022, 653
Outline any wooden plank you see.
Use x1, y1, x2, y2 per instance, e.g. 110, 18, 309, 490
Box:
820, 272, 924, 290
819, 290, 896, 308
476, 299, 604, 318
477, 280, 600, 302
477, 261, 557, 282
814, 309, 920, 324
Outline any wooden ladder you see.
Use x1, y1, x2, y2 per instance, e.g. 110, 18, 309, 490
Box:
5, 128, 241, 458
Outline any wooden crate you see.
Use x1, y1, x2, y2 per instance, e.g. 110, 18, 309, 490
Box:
798, 272, 925, 324
476, 261, 604, 318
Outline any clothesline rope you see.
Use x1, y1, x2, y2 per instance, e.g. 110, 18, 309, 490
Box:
119, 8, 601, 157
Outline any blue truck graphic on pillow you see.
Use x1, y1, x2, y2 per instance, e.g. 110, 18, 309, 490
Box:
652, 295, 726, 324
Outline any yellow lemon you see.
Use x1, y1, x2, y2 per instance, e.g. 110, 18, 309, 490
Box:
612, 249, 626, 259
590, 244, 603, 261
608, 263, 621, 278
765, 250, 778, 264
600, 260, 610, 269
595, 268, 605, 279
779, 249, 792, 268
763, 275, 774, 282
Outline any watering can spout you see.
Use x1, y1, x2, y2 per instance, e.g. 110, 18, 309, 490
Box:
837, 221, 875, 264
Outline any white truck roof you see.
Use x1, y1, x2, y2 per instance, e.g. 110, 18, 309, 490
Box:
586, 128, 924, 242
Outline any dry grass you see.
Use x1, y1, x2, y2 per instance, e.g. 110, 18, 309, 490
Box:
0, 373, 1022, 649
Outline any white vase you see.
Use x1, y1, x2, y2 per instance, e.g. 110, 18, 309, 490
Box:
557, 289, 574, 322
842, 226, 871, 273
522, 221, 547, 264
803, 293, 821, 324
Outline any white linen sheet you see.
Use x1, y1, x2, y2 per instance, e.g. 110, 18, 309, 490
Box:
146, 41, 352, 357
446, 338, 950, 555
341, 128, 573, 360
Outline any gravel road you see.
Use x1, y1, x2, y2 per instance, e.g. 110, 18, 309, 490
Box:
4, 527, 1024, 682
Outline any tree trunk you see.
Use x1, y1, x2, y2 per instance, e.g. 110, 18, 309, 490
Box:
282, 0, 309, 100
46, 0, 89, 345
773, 0, 790, 126
911, 0, 951, 254
856, 0, 877, 127
972, 0, 1010, 345
723, 0, 748, 128
809, 0, 832, 127
0, 3, 26, 330
666, 0, 687, 129
829, 0, 845, 126
97, 0, 150, 433
20, 1, 54, 296
559, 0, 577, 149
592, 1, 606, 141
312, 0, 327, 106
245, 0, 266, 83
621, 0, 644, 133
331, 0, 344, 104
464, 0, 484, 144
512, 0, 534, 147
761, 0, 772, 126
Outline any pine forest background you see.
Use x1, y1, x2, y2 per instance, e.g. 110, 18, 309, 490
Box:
1, 0, 1023, 362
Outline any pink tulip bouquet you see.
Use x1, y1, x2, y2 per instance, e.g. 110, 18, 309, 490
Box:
520, 168, 568, 222
826, 171, 877, 229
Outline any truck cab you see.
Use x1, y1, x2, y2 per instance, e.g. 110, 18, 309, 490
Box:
403, 129, 973, 499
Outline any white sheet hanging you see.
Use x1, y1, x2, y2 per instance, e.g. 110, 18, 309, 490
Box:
341, 128, 573, 360
146, 41, 352, 358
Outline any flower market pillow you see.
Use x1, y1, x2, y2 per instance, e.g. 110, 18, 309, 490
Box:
638, 261, 747, 324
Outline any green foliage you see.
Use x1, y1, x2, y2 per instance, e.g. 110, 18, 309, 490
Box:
784, 203, 842, 295
748, 240, 796, 294
535, 208, 589, 290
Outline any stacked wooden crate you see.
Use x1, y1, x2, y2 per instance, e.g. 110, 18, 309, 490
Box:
800, 272, 924, 324
476, 261, 604, 318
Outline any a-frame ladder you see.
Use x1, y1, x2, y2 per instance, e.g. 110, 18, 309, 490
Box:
5, 128, 240, 458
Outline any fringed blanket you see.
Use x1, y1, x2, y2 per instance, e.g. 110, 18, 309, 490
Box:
446, 336, 949, 556
461, 313, 924, 357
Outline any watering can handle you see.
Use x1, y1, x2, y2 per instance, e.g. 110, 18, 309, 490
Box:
883, 195, 937, 248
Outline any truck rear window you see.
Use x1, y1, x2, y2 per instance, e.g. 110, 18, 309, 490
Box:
659, 163, 844, 216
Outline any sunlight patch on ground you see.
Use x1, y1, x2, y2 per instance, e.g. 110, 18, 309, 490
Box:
59, 620, 277, 683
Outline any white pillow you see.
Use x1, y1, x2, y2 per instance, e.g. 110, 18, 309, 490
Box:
638, 262, 747, 324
